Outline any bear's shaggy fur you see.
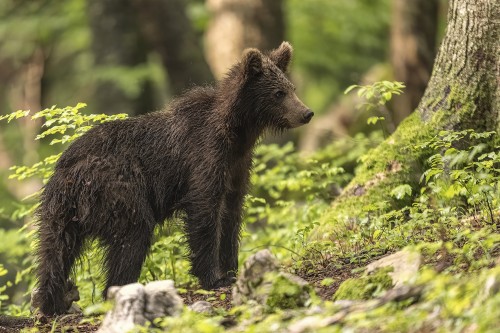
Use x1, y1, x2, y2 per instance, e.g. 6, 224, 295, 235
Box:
35, 42, 313, 315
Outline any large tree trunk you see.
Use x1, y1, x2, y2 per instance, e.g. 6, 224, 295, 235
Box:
205, 0, 285, 79
315, 0, 499, 236
86, 0, 155, 115
390, 0, 439, 124
132, 0, 214, 96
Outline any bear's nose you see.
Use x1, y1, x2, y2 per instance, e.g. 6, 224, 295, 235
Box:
302, 110, 314, 123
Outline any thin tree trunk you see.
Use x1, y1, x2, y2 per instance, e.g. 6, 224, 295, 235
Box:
205, 0, 285, 79
86, 0, 155, 115
133, 0, 214, 95
315, 0, 499, 236
390, 0, 439, 124
6, 48, 45, 199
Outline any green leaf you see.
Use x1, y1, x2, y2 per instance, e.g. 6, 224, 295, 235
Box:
344, 85, 359, 94
367, 116, 384, 125
357, 87, 367, 97
390, 184, 412, 200
0, 265, 7, 277
0, 110, 30, 122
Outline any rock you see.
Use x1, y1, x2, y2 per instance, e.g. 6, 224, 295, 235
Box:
333, 268, 394, 301
232, 249, 279, 306
232, 249, 313, 310
288, 315, 323, 333
99, 283, 147, 333
266, 272, 312, 309
290, 285, 424, 333
484, 274, 500, 296
144, 280, 183, 318
190, 301, 215, 315
98, 280, 183, 333
366, 249, 422, 287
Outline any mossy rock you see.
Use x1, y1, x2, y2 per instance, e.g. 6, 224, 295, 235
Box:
333, 268, 394, 301
265, 272, 313, 310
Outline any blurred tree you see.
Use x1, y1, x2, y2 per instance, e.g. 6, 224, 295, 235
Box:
132, 0, 214, 95
86, 0, 155, 115
390, 0, 439, 124
204, 0, 285, 79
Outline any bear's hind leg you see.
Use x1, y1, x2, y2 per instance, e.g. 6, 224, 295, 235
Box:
101, 223, 154, 298
35, 221, 84, 315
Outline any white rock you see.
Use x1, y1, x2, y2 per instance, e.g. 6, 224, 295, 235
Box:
190, 301, 215, 315
98, 280, 183, 333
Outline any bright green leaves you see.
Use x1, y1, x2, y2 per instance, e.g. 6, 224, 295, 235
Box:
33, 103, 127, 145
0, 104, 128, 184
390, 184, 412, 200
345, 80, 405, 113
418, 129, 499, 216
0, 110, 30, 122
367, 116, 385, 125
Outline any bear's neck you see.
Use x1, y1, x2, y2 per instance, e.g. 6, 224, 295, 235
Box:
225, 109, 263, 155
216, 80, 266, 154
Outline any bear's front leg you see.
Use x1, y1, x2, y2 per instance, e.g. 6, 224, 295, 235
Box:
219, 189, 245, 281
185, 203, 226, 289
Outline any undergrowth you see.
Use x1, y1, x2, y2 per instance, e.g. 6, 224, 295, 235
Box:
0, 85, 499, 331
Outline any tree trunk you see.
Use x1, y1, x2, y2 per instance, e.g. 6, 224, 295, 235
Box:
315, 0, 499, 236
390, 0, 439, 124
132, 0, 214, 96
204, 0, 285, 79
86, 0, 155, 115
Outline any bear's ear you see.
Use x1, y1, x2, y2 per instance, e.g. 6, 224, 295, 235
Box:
242, 48, 263, 79
269, 41, 293, 72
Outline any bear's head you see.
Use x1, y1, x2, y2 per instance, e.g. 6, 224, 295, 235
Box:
239, 42, 314, 130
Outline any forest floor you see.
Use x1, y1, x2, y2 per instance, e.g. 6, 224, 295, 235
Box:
0, 261, 364, 333
2, 249, 463, 333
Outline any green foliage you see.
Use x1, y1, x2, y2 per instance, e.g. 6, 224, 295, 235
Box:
4, 104, 127, 183
311, 127, 499, 269
345, 81, 405, 110
265, 273, 313, 310
390, 184, 412, 200
243, 134, 382, 265
140, 221, 195, 288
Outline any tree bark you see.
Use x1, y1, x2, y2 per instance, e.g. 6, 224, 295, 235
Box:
390, 0, 439, 124
132, 0, 214, 96
204, 0, 285, 79
86, 0, 155, 115
315, 0, 499, 236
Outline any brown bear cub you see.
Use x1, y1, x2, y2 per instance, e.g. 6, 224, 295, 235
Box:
35, 42, 313, 315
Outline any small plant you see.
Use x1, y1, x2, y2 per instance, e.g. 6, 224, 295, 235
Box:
344, 81, 405, 112
344, 80, 405, 137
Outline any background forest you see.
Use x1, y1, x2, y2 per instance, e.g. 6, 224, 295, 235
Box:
1, 0, 499, 332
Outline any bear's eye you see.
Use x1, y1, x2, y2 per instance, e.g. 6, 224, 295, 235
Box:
274, 91, 286, 99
